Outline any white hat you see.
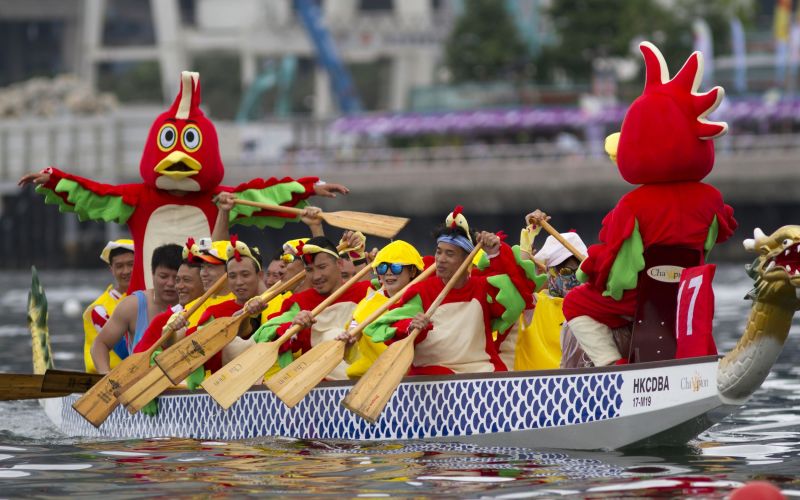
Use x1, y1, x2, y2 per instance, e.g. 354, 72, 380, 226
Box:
536, 232, 587, 268
100, 239, 134, 264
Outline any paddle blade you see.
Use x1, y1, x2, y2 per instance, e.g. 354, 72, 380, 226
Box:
155, 316, 241, 384
202, 342, 277, 410
322, 211, 409, 239
266, 340, 346, 408
71, 352, 151, 428
341, 336, 414, 423
0, 374, 67, 401
41, 370, 103, 393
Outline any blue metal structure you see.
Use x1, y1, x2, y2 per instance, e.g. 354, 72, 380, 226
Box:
293, 0, 363, 114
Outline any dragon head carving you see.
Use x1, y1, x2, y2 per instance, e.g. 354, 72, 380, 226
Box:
743, 225, 800, 306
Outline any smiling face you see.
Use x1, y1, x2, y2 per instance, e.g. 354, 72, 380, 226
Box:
265, 259, 287, 287
434, 241, 468, 283
226, 258, 263, 304
175, 263, 204, 306
380, 265, 416, 297
200, 262, 227, 292
109, 251, 134, 293
305, 253, 344, 296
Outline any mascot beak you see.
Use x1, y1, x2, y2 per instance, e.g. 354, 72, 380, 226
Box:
154, 151, 202, 179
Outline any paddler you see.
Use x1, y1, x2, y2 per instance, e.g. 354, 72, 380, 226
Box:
82, 239, 135, 374
251, 236, 374, 379
338, 240, 425, 378
362, 207, 532, 375
90, 244, 182, 373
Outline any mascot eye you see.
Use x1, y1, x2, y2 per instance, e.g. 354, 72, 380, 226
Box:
181, 125, 202, 152
158, 124, 178, 151
783, 239, 794, 248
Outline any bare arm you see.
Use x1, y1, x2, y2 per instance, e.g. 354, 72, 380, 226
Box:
211, 192, 235, 241
301, 206, 325, 237
91, 296, 136, 373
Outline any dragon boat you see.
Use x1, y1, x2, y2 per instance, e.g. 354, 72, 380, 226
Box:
32, 226, 800, 451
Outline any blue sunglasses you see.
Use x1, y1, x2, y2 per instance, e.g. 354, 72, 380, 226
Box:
375, 262, 405, 276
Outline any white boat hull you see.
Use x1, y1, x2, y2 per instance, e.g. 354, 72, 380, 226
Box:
45, 356, 732, 450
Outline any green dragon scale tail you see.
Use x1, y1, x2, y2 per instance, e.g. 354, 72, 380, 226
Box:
29, 266, 53, 374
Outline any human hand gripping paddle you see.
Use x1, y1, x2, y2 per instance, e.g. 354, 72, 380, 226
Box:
266, 264, 437, 408
527, 213, 587, 262
71, 273, 228, 427
202, 264, 375, 410
342, 241, 485, 423
118, 272, 305, 414
233, 199, 409, 239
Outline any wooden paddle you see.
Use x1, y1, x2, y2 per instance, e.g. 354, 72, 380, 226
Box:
0, 373, 65, 401
72, 273, 228, 428
40, 369, 103, 393
118, 274, 303, 413
342, 242, 484, 423
266, 264, 437, 408
203, 264, 374, 410
153, 272, 305, 384
234, 199, 409, 239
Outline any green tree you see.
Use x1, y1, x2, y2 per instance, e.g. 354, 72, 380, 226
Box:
537, 0, 753, 86
444, 0, 530, 83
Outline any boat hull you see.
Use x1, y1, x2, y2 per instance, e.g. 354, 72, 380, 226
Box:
49, 356, 729, 450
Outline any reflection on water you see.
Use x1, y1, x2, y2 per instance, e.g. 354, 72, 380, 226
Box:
0, 267, 799, 497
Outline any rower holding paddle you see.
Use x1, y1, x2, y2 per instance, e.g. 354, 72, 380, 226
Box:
362, 207, 532, 375
339, 240, 426, 378
182, 237, 269, 374
126, 241, 209, 415
90, 244, 182, 374
251, 237, 374, 379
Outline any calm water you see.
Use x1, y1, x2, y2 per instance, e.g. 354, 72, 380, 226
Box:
1, 267, 799, 498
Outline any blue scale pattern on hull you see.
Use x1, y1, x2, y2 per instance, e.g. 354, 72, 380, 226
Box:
61, 373, 624, 440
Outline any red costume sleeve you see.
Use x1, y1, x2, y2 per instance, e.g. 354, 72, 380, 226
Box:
39, 167, 142, 209
580, 202, 637, 291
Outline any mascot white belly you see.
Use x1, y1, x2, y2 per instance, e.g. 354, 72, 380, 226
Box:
142, 205, 210, 288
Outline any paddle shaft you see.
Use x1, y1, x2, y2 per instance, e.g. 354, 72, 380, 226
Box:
233, 199, 409, 239
538, 219, 587, 262
275, 264, 374, 349
144, 273, 230, 358
40, 370, 104, 393
234, 198, 304, 216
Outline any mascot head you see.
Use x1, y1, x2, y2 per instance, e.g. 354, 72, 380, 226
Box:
139, 71, 224, 192
613, 42, 727, 185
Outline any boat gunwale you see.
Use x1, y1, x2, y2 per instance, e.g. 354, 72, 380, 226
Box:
152, 355, 721, 397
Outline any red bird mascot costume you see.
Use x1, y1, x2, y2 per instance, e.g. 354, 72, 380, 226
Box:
20, 71, 330, 291
562, 42, 738, 366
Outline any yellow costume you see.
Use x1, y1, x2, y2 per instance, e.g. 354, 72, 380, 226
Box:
514, 292, 565, 370
83, 238, 134, 373
345, 288, 388, 378
82, 285, 125, 373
